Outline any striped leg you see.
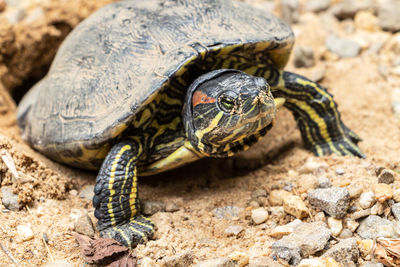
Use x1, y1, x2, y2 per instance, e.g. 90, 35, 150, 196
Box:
270, 70, 364, 158
93, 139, 154, 247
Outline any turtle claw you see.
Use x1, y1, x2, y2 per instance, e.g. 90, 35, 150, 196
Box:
100, 215, 154, 248
312, 136, 365, 159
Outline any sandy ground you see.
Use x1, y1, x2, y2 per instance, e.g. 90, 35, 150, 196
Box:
1, 0, 400, 266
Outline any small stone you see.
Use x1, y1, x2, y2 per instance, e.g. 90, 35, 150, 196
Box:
165, 202, 180, 212
370, 202, 385, 215
378, 0, 400, 32
79, 185, 94, 200
330, 0, 376, 20
357, 239, 374, 258
324, 258, 342, 267
36, 205, 46, 217
249, 257, 285, 267
269, 190, 292, 206
5, 8, 25, 24
299, 158, 328, 174
393, 188, 400, 202
359, 191, 376, 209
375, 166, 386, 176
42, 260, 74, 267
314, 212, 326, 222
354, 11, 379, 31
339, 229, 353, 239
69, 189, 78, 196
269, 206, 285, 217
163, 250, 194, 267
225, 225, 244, 237
325, 35, 361, 58
377, 169, 395, 184
213, 206, 242, 220
281, 0, 299, 24
308, 187, 350, 219
327, 217, 343, 237
360, 263, 384, 267
1, 187, 20, 211
298, 258, 325, 267
309, 67, 326, 82
305, 0, 331, 12
373, 183, 393, 203
283, 195, 309, 219
323, 238, 359, 266
345, 219, 360, 232
391, 203, 400, 220
269, 225, 294, 239
294, 46, 315, 68
357, 215, 398, 239
228, 251, 249, 266
17, 225, 34, 241
141, 200, 165, 216
317, 177, 332, 188
25, 6, 44, 24
335, 168, 345, 175
251, 207, 269, 224
348, 184, 363, 199
271, 222, 331, 265
74, 214, 95, 238
251, 189, 267, 199
194, 257, 236, 267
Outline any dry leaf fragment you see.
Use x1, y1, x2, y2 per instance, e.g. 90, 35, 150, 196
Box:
74, 233, 136, 267
373, 237, 400, 267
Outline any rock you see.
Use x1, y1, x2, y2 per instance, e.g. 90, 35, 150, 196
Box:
251, 207, 269, 224
283, 195, 309, 219
323, 238, 359, 266
351, 208, 371, 220
17, 224, 34, 241
391, 203, 400, 221
354, 10, 379, 31
370, 202, 385, 215
378, 0, 400, 32
299, 158, 328, 174
212, 206, 242, 220
357, 239, 374, 258
373, 183, 393, 203
269, 206, 285, 217
281, 0, 299, 24
297, 175, 318, 193
348, 184, 363, 198
298, 258, 325, 267
165, 202, 180, 212
308, 187, 350, 218
25, 6, 44, 24
1, 187, 20, 211
225, 225, 244, 237
69, 189, 78, 196
339, 229, 353, 239
377, 169, 395, 184
359, 191, 376, 209
249, 257, 285, 267
294, 46, 315, 68
141, 200, 165, 216
269, 225, 294, 239
317, 177, 332, 188
74, 214, 95, 238
357, 215, 398, 239
314, 212, 326, 222
330, 0, 376, 20
345, 219, 360, 232
327, 217, 343, 237
269, 190, 292, 206
309, 67, 326, 82
305, 0, 331, 13
360, 263, 384, 267
5, 8, 25, 24
163, 250, 194, 267
228, 252, 249, 266
335, 168, 345, 175
42, 260, 74, 267
325, 35, 361, 58
251, 189, 267, 199
271, 222, 331, 264
79, 185, 95, 200
194, 258, 236, 267
393, 188, 400, 202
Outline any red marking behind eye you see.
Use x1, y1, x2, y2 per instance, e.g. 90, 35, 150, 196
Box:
192, 91, 216, 107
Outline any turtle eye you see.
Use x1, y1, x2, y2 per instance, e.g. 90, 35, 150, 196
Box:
218, 92, 237, 113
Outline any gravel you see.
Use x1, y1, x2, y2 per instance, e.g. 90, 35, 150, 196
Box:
378, 0, 400, 32
17, 224, 34, 241
308, 187, 350, 218
377, 169, 395, 184
1, 187, 20, 211
305, 0, 331, 13
79, 185, 95, 200
224, 225, 244, 237
163, 250, 194, 267
359, 191, 376, 209
74, 213, 95, 238
357, 215, 398, 239
212, 206, 242, 220
325, 35, 361, 58
323, 238, 359, 266
293, 46, 315, 68
251, 207, 269, 224
391, 202, 400, 220
141, 200, 165, 216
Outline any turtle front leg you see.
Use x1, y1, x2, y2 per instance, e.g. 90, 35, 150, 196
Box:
269, 70, 365, 158
93, 139, 154, 247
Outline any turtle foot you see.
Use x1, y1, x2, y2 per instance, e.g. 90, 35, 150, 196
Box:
312, 136, 365, 159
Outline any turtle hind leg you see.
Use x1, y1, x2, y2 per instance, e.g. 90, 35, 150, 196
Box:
270, 70, 365, 158
93, 139, 154, 247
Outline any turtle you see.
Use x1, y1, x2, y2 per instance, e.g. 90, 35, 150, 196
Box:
17, 0, 364, 247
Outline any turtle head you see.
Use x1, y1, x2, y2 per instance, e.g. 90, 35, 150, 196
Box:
183, 69, 282, 157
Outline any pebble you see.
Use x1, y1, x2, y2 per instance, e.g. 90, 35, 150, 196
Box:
165, 202, 180, 212
378, 0, 400, 32
1, 187, 20, 211
308, 187, 350, 219
283, 195, 309, 219
269, 225, 294, 239
141, 200, 165, 216
271, 222, 331, 265
391, 203, 400, 221
335, 168, 345, 175
299, 158, 328, 174
370, 202, 385, 215
213, 206, 242, 220
249, 256, 285, 267
225, 225, 244, 237
357, 239, 374, 258
24, 6, 44, 24
281, 0, 299, 24
323, 238, 359, 266
69, 189, 78, 196
251, 207, 269, 224
393, 188, 400, 202
269, 190, 292, 206
314, 212, 326, 222
360, 263, 384, 267
354, 11, 379, 32
228, 252, 249, 267
294, 46, 315, 68
347, 184, 363, 199
339, 229, 353, 239
317, 177, 332, 188
79, 185, 94, 200
42, 260, 74, 267
330, 0, 376, 20
359, 191, 376, 209
377, 169, 395, 184
163, 250, 194, 267
194, 257, 236, 267
351, 208, 371, 220
304, 0, 331, 13
325, 35, 361, 58
251, 189, 267, 199
373, 183, 393, 203
298, 258, 325, 267
345, 219, 360, 232
309, 67, 326, 82
269, 206, 285, 217
5, 7, 25, 24
327, 217, 343, 237
357, 215, 398, 239
74, 213, 95, 238
17, 224, 34, 241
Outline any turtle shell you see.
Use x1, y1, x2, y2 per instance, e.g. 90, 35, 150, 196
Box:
17, 0, 293, 166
